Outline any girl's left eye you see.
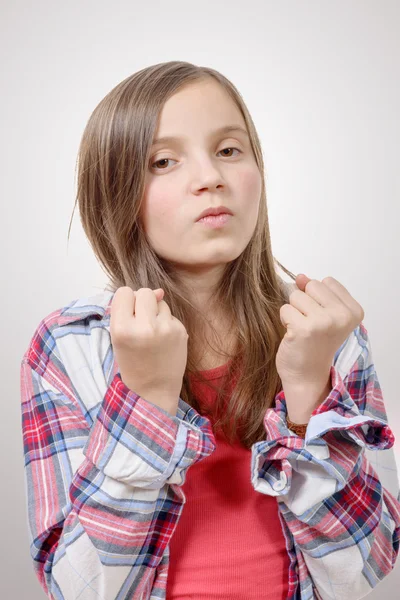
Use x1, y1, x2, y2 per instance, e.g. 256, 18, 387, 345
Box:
150, 147, 242, 171
217, 147, 242, 158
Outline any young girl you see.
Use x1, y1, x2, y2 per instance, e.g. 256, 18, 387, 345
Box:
20, 61, 400, 600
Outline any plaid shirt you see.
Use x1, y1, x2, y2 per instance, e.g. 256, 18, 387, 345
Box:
20, 287, 400, 599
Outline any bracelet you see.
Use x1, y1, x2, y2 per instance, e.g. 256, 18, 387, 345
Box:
286, 416, 308, 438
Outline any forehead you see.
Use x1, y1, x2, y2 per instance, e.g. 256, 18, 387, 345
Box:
151, 125, 249, 148
152, 80, 247, 146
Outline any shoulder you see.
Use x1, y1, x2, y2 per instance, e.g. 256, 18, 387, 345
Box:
52, 289, 115, 328
22, 289, 116, 370
21, 289, 119, 414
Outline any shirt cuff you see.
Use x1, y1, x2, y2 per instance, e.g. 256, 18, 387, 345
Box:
83, 373, 216, 489
251, 365, 395, 498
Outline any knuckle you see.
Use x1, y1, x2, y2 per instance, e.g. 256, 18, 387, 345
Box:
111, 325, 131, 344
173, 318, 188, 335
300, 327, 313, 338
322, 276, 335, 285
180, 325, 189, 338
321, 314, 335, 329
357, 304, 365, 321
136, 324, 156, 339
156, 321, 171, 337
336, 309, 352, 328
305, 279, 318, 292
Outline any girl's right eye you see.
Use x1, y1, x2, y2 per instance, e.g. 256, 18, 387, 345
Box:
150, 157, 177, 171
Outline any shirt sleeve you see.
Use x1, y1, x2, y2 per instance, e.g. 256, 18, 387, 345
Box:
20, 351, 216, 600
250, 322, 400, 600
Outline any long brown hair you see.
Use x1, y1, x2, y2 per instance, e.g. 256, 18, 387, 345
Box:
68, 60, 297, 449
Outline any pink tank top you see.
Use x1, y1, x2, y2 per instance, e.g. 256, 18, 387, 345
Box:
166, 359, 290, 599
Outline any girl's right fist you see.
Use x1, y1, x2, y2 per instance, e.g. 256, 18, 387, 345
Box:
110, 287, 189, 415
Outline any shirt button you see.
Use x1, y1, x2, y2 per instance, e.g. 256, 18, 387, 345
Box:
272, 471, 287, 492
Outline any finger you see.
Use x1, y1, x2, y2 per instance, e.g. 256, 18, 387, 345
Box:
156, 299, 173, 319
110, 286, 136, 331
321, 277, 362, 314
133, 289, 164, 302
280, 303, 307, 332
151, 288, 164, 302
133, 288, 159, 324
302, 279, 345, 310
289, 288, 324, 317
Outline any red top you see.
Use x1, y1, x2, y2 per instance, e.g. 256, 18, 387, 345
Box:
166, 358, 290, 599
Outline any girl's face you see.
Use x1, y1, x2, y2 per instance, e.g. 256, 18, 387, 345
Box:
141, 79, 262, 281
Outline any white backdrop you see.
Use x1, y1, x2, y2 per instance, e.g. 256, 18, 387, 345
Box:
2, 0, 399, 598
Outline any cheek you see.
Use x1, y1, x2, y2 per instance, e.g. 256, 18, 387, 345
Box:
237, 167, 262, 204
141, 186, 179, 234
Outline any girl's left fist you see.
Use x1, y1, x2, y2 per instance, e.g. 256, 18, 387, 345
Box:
276, 274, 365, 387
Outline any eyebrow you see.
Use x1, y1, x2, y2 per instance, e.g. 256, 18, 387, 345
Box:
151, 124, 249, 147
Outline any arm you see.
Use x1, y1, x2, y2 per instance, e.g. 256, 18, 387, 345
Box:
251, 322, 400, 600
20, 323, 216, 600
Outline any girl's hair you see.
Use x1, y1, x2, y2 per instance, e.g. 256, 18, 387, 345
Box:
68, 60, 297, 450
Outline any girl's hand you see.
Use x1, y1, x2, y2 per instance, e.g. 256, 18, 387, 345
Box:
110, 287, 189, 416
276, 274, 365, 391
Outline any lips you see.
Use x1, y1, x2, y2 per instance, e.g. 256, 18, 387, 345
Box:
196, 205, 234, 221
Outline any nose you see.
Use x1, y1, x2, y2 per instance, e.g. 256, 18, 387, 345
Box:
189, 155, 225, 195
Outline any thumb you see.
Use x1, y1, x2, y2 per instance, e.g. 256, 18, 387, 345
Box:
295, 273, 312, 291
153, 288, 165, 302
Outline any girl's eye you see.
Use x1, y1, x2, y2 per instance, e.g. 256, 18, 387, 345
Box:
150, 157, 177, 170
217, 147, 242, 158
150, 147, 242, 171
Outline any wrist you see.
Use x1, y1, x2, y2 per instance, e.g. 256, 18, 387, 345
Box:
119, 376, 179, 417
282, 378, 332, 425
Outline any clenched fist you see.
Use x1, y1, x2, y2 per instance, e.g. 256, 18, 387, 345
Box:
110, 287, 189, 417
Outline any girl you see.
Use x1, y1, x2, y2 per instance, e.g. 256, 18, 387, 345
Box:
20, 61, 400, 600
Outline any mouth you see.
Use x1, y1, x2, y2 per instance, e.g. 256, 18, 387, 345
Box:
196, 213, 233, 228
195, 206, 234, 221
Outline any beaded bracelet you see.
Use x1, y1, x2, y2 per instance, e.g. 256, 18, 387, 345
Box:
286, 416, 308, 438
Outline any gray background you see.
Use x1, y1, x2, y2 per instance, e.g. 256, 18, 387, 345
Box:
2, 0, 399, 597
